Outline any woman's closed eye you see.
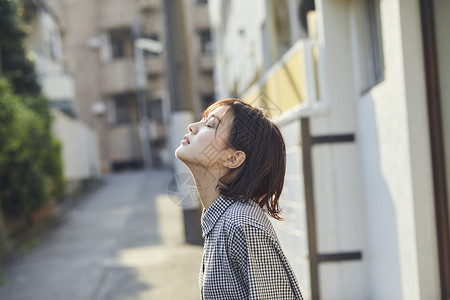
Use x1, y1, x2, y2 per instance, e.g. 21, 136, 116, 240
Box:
205, 117, 216, 128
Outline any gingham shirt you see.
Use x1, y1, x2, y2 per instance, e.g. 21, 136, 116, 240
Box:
199, 195, 303, 300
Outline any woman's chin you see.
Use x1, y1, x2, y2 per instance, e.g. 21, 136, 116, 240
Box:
175, 147, 182, 159
175, 147, 188, 162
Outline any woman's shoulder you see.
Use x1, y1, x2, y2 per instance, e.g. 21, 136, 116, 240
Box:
219, 199, 282, 253
222, 198, 274, 235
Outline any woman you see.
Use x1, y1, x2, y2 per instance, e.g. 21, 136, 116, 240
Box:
176, 98, 303, 300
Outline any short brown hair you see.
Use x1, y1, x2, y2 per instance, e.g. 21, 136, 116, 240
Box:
202, 98, 286, 220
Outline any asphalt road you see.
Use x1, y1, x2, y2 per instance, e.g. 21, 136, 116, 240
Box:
0, 169, 203, 300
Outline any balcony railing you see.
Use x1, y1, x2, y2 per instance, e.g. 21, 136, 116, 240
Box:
42, 72, 76, 101
139, 0, 161, 11
192, 5, 210, 29
101, 58, 138, 94
107, 125, 141, 162
145, 55, 165, 75
197, 53, 213, 72
242, 39, 326, 118
99, 1, 135, 29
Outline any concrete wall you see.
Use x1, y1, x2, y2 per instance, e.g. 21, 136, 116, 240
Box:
350, 0, 440, 298
51, 110, 101, 182
276, 0, 441, 298
210, 0, 367, 298
209, 0, 442, 298
209, 0, 267, 97
275, 118, 311, 299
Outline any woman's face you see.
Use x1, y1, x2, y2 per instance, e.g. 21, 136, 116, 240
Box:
175, 105, 233, 169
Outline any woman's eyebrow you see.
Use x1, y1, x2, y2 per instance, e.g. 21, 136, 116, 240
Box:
205, 114, 221, 121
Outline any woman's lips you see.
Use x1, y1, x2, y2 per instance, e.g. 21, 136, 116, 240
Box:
181, 135, 190, 145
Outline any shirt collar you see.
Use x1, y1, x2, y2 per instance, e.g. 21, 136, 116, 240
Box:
201, 195, 235, 237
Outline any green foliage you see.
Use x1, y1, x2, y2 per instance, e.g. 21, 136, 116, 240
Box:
0, 0, 41, 97
0, 0, 64, 222
0, 79, 64, 219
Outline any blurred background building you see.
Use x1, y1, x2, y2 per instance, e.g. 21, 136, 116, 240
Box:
209, 0, 449, 299
48, 0, 166, 171
22, 0, 101, 195
46, 0, 214, 172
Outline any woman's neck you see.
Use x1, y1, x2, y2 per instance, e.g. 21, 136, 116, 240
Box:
189, 165, 223, 210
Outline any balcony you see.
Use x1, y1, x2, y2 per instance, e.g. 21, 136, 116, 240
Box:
139, 0, 161, 11
197, 54, 214, 72
101, 58, 138, 94
41, 72, 76, 101
242, 40, 324, 118
198, 75, 215, 95
145, 55, 165, 75
106, 125, 141, 162
192, 5, 210, 29
99, 1, 134, 29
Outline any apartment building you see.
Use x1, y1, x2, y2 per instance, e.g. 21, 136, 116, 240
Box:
22, 0, 100, 193
49, 0, 161, 170
209, 0, 449, 299
52, 0, 214, 171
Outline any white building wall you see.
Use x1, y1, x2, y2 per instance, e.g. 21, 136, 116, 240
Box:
208, 0, 441, 298
31, 3, 101, 186
51, 110, 101, 181
351, 0, 440, 298
209, 0, 266, 97
275, 118, 311, 299
307, 1, 368, 298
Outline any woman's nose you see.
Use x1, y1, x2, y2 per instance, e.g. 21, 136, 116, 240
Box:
188, 122, 198, 134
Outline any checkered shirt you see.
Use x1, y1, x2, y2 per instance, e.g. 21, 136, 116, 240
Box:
199, 195, 303, 300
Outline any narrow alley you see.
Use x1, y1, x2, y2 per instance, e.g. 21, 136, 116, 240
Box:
0, 169, 203, 300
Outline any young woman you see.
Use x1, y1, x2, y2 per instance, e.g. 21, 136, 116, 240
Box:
175, 98, 303, 299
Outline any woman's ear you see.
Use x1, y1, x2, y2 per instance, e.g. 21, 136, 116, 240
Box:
223, 150, 246, 169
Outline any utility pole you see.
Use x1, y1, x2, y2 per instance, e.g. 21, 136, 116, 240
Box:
163, 0, 194, 112
163, 0, 202, 245
133, 0, 153, 168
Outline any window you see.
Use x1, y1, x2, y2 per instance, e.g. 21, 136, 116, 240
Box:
262, 0, 292, 69
111, 39, 125, 59
199, 29, 212, 54
201, 69, 214, 77
261, 20, 272, 70
50, 30, 63, 61
200, 94, 215, 111
108, 94, 138, 125
358, 0, 384, 92
298, 0, 316, 38
271, 0, 291, 56
147, 99, 163, 122
109, 28, 132, 60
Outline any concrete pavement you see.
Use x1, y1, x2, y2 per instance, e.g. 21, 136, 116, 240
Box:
0, 169, 203, 300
